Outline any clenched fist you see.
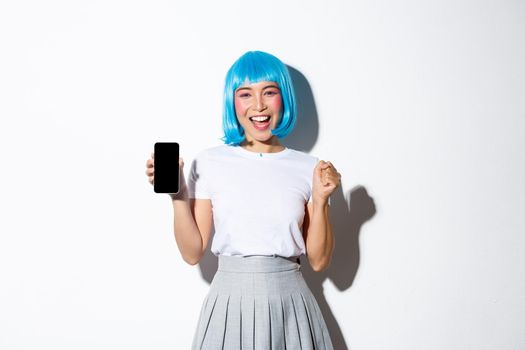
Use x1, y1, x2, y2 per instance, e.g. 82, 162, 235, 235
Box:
311, 160, 341, 203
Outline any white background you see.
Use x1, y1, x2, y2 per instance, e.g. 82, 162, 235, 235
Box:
1, 0, 524, 349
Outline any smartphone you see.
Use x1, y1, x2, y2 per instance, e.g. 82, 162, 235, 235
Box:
154, 142, 180, 194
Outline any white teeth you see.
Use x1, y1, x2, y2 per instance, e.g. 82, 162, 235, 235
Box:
250, 116, 270, 122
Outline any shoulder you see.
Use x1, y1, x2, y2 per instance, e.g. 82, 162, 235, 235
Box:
191, 145, 239, 168
194, 144, 232, 159
286, 148, 319, 166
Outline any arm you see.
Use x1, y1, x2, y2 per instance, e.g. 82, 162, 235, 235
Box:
170, 195, 213, 266
302, 160, 341, 272
303, 199, 334, 272
169, 157, 213, 265
147, 154, 213, 265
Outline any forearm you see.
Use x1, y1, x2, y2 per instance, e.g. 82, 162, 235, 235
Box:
306, 199, 335, 271
171, 196, 204, 265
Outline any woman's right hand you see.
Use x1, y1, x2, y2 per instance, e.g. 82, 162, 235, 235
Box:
145, 152, 156, 186
145, 153, 188, 199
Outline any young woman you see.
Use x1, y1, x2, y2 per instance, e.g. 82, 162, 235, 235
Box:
146, 51, 341, 349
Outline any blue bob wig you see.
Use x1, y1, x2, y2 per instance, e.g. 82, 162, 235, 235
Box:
221, 51, 297, 145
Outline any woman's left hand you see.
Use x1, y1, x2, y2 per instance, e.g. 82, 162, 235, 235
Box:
312, 160, 342, 203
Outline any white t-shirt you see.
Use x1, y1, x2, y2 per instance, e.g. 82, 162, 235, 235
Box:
187, 144, 319, 257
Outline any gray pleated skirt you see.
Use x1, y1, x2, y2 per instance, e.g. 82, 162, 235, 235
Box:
191, 255, 334, 350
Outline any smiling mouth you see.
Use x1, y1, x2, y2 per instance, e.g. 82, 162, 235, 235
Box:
249, 115, 271, 130
249, 115, 271, 122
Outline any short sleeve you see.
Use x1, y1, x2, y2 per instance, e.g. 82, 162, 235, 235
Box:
187, 153, 211, 199
307, 156, 317, 204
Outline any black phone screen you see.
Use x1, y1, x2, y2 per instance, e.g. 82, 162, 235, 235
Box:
154, 142, 180, 194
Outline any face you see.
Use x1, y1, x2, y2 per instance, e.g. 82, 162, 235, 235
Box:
234, 80, 283, 144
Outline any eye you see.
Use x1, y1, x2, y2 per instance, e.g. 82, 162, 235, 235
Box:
265, 90, 279, 96
237, 92, 251, 98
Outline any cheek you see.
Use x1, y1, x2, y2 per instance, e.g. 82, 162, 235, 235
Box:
234, 97, 247, 117
269, 97, 282, 114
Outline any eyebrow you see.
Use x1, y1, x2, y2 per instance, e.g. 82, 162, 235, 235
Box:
235, 84, 280, 92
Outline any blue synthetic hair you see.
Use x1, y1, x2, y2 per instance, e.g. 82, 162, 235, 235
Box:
221, 51, 297, 145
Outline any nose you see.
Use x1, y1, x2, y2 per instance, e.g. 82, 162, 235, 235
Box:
252, 95, 267, 112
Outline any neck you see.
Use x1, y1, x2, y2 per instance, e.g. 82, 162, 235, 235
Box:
240, 138, 285, 154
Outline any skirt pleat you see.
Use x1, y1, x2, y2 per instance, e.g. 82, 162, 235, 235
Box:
300, 293, 324, 348
193, 293, 219, 349
269, 295, 285, 350
307, 293, 333, 349
223, 294, 241, 349
201, 294, 230, 349
241, 295, 254, 350
254, 296, 270, 348
191, 255, 334, 350
296, 292, 316, 349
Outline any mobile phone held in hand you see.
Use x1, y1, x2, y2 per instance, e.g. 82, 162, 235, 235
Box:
154, 142, 180, 194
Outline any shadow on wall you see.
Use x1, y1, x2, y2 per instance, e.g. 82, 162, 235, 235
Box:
282, 66, 320, 152
197, 65, 377, 350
